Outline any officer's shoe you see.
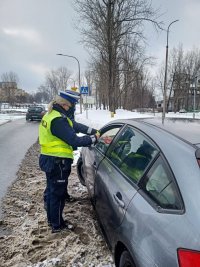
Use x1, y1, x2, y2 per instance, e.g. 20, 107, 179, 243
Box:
51, 228, 61, 233
51, 223, 74, 233
61, 223, 74, 231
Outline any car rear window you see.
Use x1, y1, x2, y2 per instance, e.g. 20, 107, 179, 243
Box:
28, 107, 43, 112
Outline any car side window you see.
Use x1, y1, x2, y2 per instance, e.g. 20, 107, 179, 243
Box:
95, 126, 122, 154
108, 126, 158, 183
141, 157, 183, 210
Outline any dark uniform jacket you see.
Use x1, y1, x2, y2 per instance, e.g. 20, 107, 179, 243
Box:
39, 103, 97, 172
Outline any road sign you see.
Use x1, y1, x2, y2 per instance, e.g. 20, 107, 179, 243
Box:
71, 87, 78, 91
80, 86, 89, 94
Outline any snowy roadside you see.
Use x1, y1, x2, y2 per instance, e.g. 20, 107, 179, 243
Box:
1, 107, 200, 127
0, 114, 25, 125
0, 142, 114, 267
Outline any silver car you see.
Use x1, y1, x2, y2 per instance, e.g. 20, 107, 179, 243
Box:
77, 118, 200, 267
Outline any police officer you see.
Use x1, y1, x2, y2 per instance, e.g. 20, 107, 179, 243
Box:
43, 90, 96, 204
39, 91, 99, 233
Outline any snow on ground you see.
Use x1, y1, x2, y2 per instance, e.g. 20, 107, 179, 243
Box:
0, 113, 26, 125
1, 105, 200, 127
0, 143, 115, 267
75, 107, 200, 129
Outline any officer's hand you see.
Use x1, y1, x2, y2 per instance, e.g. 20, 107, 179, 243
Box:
95, 132, 100, 140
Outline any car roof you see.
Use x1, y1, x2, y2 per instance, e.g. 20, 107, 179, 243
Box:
110, 117, 200, 146
28, 105, 44, 109
140, 117, 200, 146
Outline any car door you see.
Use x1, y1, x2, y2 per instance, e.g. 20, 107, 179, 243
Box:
94, 125, 159, 243
122, 155, 184, 267
82, 124, 123, 198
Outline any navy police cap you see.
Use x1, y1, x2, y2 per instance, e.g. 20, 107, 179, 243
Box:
59, 90, 80, 104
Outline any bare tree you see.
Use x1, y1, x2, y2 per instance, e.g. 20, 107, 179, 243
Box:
74, 0, 162, 112
87, 36, 154, 110
1, 71, 19, 84
92, 58, 109, 109
156, 44, 200, 112
117, 34, 154, 110
45, 67, 72, 98
37, 85, 52, 103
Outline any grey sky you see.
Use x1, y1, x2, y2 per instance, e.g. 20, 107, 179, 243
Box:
148, 0, 200, 67
0, 0, 200, 92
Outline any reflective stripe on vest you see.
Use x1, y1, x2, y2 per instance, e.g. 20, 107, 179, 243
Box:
39, 110, 74, 159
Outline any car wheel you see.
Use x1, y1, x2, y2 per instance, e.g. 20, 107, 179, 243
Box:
119, 250, 135, 267
77, 157, 86, 186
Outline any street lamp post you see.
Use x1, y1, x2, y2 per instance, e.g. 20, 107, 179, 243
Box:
193, 78, 196, 119
57, 53, 82, 114
192, 76, 198, 119
162, 19, 179, 125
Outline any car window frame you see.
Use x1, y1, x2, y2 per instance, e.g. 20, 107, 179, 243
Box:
106, 124, 160, 185
138, 154, 185, 214
94, 123, 125, 155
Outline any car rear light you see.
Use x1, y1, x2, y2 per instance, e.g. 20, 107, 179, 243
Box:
195, 149, 200, 167
197, 159, 200, 167
178, 248, 200, 267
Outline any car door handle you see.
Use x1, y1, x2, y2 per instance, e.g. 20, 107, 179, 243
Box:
113, 192, 125, 208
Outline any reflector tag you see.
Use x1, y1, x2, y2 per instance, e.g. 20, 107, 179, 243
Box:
178, 248, 200, 267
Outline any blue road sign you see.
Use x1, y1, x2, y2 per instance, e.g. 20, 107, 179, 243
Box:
80, 86, 89, 94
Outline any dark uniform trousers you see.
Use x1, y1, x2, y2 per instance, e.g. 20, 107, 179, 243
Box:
46, 159, 71, 229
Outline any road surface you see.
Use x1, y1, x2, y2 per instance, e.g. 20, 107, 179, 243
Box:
0, 119, 39, 218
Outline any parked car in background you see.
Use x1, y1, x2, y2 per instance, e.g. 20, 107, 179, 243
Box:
77, 117, 200, 267
179, 108, 187, 113
26, 105, 46, 121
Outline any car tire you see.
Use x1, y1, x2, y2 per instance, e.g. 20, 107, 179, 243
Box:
119, 250, 135, 267
77, 157, 86, 186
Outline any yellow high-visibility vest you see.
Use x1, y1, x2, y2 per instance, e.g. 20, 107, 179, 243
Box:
39, 110, 74, 159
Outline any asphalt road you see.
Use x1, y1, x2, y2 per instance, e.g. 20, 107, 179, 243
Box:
0, 119, 39, 218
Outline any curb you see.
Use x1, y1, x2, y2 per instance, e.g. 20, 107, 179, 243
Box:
0, 120, 12, 126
